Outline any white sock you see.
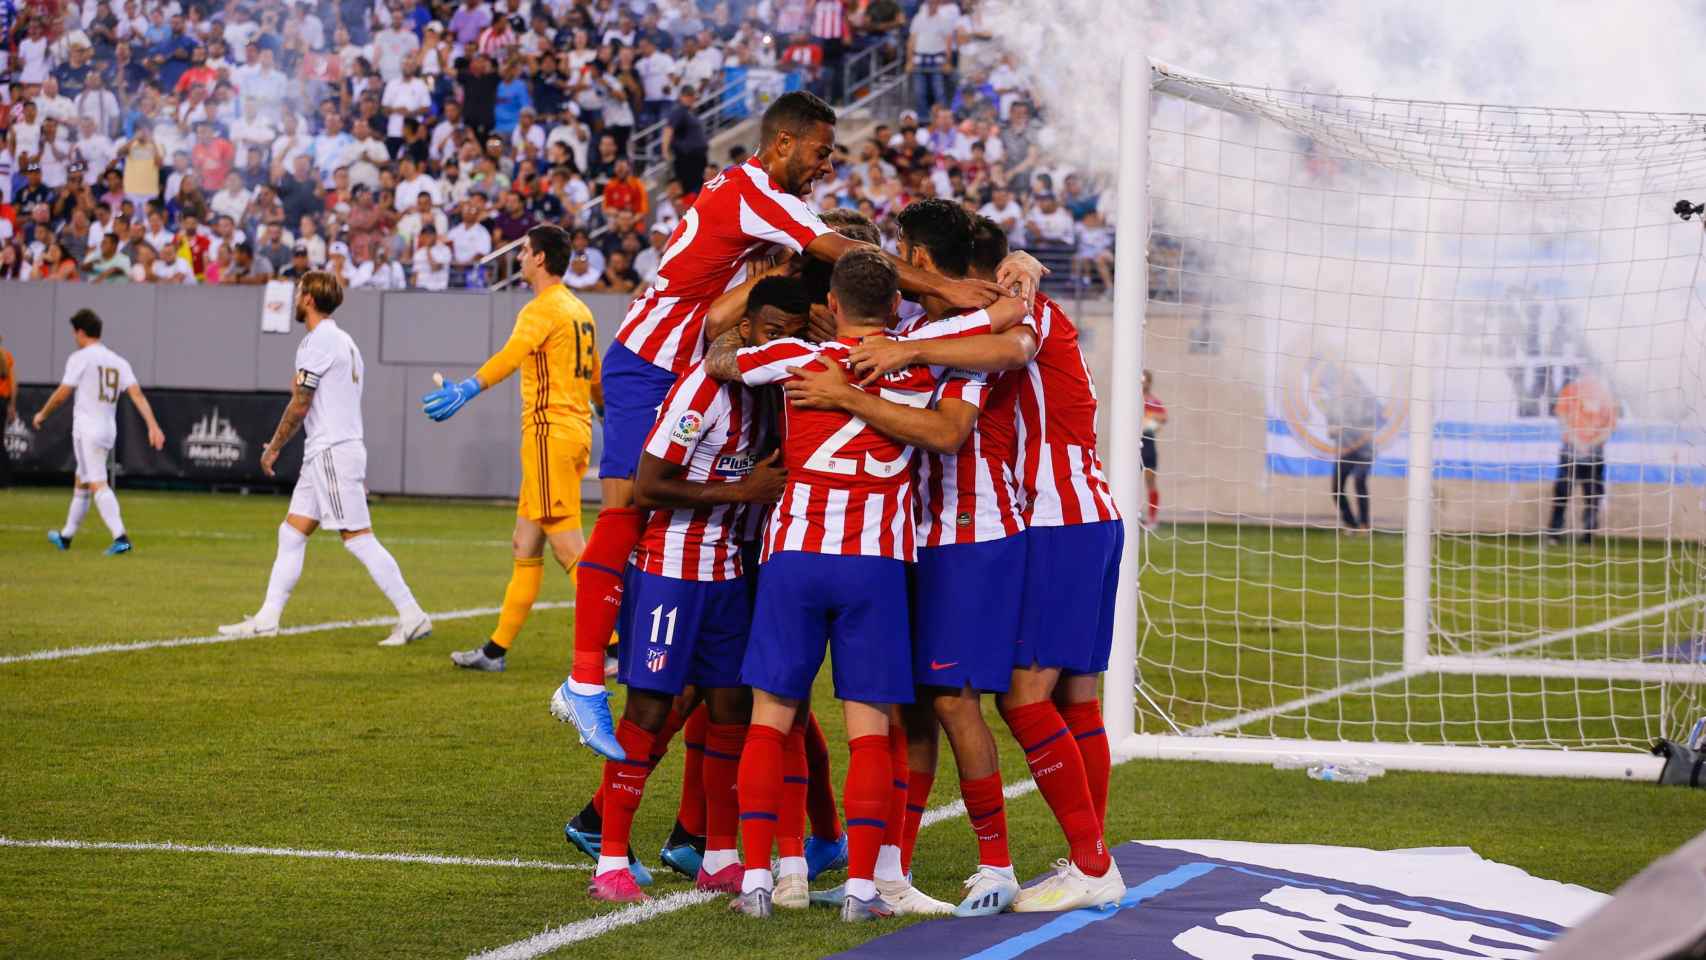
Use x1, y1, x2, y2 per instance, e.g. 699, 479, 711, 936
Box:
741, 868, 773, 894
595, 855, 628, 877
92, 487, 125, 539
874, 845, 904, 882
342, 534, 421, 617
258, 523, 309, 623
701, 849, 739, 874
567, 679, 605, 696
846, 877, 878, 901
62, 489, 91, 537
777, 856, 807, 879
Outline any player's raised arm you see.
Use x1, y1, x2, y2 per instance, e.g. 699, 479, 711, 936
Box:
806, 229, 1010, 313
850, 300, 1036, 385
124, 383, 167, 450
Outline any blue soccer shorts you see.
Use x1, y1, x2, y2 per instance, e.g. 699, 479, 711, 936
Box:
911, 535, 1026, 693
597, 342, 683, 481
742, 551, 914, 704
616, 566, 752, 696
1013, 520, 1125, 675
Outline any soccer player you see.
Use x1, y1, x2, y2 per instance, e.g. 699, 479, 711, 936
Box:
783, 201, 1031, 917
558, 90, 1005, 759
704, 250, 1014, 922
33, 309, 166, 555
219, 273, 432, 645
419, 224, 602, 676
580, 276, 803, 904
849, 217, 1126, 911
1143, 369, 1167, 528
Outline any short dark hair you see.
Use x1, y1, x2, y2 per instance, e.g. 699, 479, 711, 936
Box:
527, 223, 572, 275
801, 210, 881, 304
969, 216, 1010, 276
69, 309, 103, 339
235, 241, 253, 256
897, 198, 974, 277
830, 249, 898, 323
760, 91, 835, 149
745, 276, 812, 319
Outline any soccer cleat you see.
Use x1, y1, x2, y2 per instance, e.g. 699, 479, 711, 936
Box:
588, 869, 649, 904
773, 872, 810, 909
563, 819, 601, 859
549, 680, 626, 760
728, 887, 773, 919
808, 881, 846, 908
104, 537, 132, 556
954, 866, 1020, 917
1011, 858, 1125, 913
217, 615, 280, 638
47, 531, 71, 550
450, 647, 506, 672
804, 833, 848, 880
379, 611, 432, 647
696, 862, 742, 894
627, 854, 654, 887
875, 878, 954, 916
659, 840, 703, 879
840, 893, 896, 922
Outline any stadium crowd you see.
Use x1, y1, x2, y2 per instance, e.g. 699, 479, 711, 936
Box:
0, 0, 1115, 295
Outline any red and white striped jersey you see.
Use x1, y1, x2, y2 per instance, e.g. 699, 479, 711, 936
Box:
616, 159, 833, 373
735, 335, 950, 562
895, 307, 1028, 545
811, 0, 848, 41
1014, 294, 1122, 527
635, 362, 762, 581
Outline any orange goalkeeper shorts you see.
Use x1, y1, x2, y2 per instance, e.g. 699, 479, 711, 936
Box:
518, 430, 589, 534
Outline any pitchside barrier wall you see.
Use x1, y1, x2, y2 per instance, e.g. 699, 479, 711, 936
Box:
0, 281, 638, 500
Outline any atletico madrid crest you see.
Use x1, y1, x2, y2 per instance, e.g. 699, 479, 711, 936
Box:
646, 646, 668, 672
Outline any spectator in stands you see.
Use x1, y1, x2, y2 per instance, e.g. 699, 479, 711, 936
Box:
412, 223, 451, 289
635, 224, 668, 284
447, 200, 492, 286
1072, 210, 1113, 297
662, 86, 709, 192
564, 247, 600, 289
907, 0, 959, 117
83, 231, 131, 282
458, 55, 501, 139
223, 241, 275, 285
602, 157, 649, 216
1026, 191, 1074, 250
597, 249, 640, 293
279, 244, 313, 279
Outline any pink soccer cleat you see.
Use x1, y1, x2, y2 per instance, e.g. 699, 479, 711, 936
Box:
696, 862, 743, 894
588, 869, 650, 904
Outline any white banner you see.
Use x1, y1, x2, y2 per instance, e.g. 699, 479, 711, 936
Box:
261, 280, 294, 334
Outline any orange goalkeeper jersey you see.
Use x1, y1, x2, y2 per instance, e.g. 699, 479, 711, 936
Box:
476, 284, 601, 444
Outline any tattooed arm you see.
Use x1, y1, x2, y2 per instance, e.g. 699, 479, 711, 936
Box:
261, 378, 315, 477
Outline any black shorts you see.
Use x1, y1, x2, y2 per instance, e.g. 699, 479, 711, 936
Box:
1141, 433, 1158, 471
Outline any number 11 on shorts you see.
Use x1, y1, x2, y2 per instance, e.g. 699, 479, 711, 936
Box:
649, 605, 678, 646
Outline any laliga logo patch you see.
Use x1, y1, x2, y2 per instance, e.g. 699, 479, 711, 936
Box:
956, 512, 972, 527
646, 646, 668, 672
670, 411, 704, 444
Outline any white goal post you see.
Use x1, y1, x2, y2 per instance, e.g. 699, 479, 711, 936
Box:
1101, 54, 1706, 781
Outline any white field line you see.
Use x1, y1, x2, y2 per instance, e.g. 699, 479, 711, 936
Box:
1190, 591, 1706, 737
468, 774, 1051, 960
0, 522, 512, 548
0, 836, 590, 871
0, 602, 574, 666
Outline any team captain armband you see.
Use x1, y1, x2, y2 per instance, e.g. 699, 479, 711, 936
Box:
297, 369, 323, 390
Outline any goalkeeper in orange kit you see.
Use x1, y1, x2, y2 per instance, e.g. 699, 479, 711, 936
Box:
422, 224, 602, 677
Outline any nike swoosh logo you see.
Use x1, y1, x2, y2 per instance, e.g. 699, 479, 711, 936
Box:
616, 772, 644, 780
930, 660, 959, 670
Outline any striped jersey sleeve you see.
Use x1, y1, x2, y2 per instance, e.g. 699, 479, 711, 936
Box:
735, 337, 822, 386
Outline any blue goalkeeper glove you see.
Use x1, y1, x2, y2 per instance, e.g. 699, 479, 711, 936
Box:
422, 376, 482, 421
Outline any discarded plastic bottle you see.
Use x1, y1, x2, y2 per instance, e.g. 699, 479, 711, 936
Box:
1306, 762, 1384, 783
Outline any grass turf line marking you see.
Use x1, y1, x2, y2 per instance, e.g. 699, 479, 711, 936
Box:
1190, 591, 1706, 737
465, 891, 723, 960
0, 522, 513, 548
0, 836, 591, 871
469, 779, 1045, 959
0, 602, 575, 666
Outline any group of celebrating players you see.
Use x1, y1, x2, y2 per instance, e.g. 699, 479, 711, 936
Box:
417, 88, 1127, 922
164, 88, 1126, 925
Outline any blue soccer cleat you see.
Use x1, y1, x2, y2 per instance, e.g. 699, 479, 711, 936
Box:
104, 536, 132, 556
805, 834, 849, 881
563, 820, 601, 860
628, 855, 653, 887
659, 840, 703, 880
549, 680, 625, 760
47, 531, 71, 550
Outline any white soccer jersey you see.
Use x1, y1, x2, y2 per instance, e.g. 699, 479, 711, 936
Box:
295, 319, 365, 459
61, 342, 138, 445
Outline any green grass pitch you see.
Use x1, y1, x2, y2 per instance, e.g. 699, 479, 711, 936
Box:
1, 486, 1700, 960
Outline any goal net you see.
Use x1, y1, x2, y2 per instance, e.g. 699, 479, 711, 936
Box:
1116, 60, 1706, 777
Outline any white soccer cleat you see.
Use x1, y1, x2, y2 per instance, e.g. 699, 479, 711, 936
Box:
1011, 858, 1124, 913
773, 872, 810, 910
954, 865, 1020, 917
874, 878, 954, 916
217, 615, 279, 637
379, 611, 433, 647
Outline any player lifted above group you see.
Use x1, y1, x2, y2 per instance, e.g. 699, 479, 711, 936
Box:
418, 91, 1127, 922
